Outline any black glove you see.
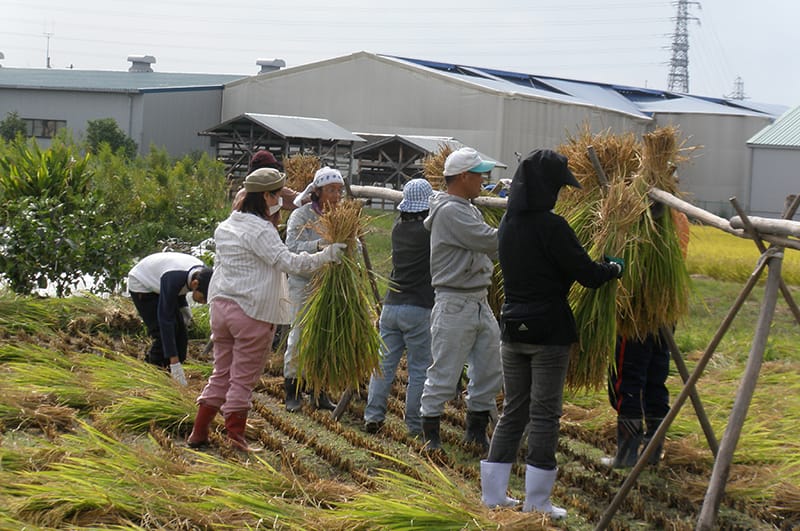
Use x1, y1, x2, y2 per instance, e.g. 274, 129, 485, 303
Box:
604, 255, 625, 279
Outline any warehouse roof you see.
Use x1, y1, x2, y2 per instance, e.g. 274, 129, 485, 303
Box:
201, 113, 365, 142
747, 105, 800, 147
385, 54, 783, 120
0, 66, 244, 93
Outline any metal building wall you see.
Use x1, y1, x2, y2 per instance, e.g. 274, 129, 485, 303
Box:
140, 89, 223, 155
223, 53, 505, 160
499, 98, 650, 175
0, 87, 135, 146
221, 53, 652, 178
749, 146, 800, 219
652, 113, 772, 217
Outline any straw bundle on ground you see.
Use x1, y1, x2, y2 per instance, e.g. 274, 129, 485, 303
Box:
284, 154, 320, 192
422, 144, 453, 191
295, 199, 382, 396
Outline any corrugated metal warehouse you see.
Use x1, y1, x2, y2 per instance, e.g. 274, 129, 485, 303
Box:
0, 56, 244, 156
747, 106, 800, 219
221, 51, 784, 216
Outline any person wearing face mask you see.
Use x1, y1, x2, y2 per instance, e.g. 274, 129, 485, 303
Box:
283, 166, 346, 412
187, 167, 345, 451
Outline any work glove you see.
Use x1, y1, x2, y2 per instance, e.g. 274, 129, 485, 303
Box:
604, 255, 625, 279
180, 307, 193, 327
322, 242, 348, 264
170, 362, 188, 386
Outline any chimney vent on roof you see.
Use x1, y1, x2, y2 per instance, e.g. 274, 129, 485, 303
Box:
127, 55, 156, 72
256, 58, 285, 74
0, 51, 4, 67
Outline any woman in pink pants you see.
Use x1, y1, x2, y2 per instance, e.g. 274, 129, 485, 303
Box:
187, 167, 345, 451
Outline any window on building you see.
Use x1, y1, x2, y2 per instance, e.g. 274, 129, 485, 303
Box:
23, 118, 67, 138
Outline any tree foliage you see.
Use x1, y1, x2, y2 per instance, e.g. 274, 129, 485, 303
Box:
0, 137, 229, 296
0, 111, 28, 141
85, 118, 138, 158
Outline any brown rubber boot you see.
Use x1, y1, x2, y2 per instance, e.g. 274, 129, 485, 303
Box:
187, 402, 219, 448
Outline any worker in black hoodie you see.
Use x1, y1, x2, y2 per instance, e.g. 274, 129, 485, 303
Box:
480, 149, 623, 519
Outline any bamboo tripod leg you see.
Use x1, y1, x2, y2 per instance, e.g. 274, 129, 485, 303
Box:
731, 197, 800, 327
661, 326, 719, 456
696, 250, 784, 530
595, 256, 770, 530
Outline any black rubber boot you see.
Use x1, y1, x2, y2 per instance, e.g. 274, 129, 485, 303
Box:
464, 410, 491, 450
641, 416, 665, 465
421, 416, 442, 451
611, 417, 643, 468
284, 378, 302, 412
312, 390, 337, 411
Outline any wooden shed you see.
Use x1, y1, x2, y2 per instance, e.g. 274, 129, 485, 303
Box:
353, 133, 507, 188
199, 112, 365, 181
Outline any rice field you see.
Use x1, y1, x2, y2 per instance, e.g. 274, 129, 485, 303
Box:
0, 211, 798, 530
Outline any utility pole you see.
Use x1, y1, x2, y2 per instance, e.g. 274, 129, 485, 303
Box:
44, 31, 54, 68
667, 0, 700, 93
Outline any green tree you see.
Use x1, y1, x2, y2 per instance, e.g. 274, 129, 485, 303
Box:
0, 111, 28, 141
85, 118, 137, 158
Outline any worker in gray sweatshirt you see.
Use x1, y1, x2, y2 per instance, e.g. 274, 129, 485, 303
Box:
419, 147, 502, 452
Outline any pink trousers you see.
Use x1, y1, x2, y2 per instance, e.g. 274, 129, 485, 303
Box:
197, 297, 275, 415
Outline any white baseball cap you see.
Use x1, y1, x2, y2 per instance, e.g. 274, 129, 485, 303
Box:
443, 147, 496, 177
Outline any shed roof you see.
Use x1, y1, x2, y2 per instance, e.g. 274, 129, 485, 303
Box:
747, 105, 800, 147
354, 133, 507, 168
0, 67, 244, 93
201, 113, 365, 142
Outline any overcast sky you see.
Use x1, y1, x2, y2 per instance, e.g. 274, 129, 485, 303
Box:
3, 0, 798, 107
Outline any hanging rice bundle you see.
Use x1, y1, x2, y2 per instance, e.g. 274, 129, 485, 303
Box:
422, 144, 453, 191
566, 177, 648, 390
617, 126, 692, 339
283, 153, 320, 192
295, 199, 382, 396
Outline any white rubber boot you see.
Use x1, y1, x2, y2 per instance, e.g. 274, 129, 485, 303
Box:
522, 465, 567, 519
480, 460, 520, 508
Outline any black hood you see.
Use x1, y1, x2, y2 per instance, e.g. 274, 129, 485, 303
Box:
506, 149, 581, 215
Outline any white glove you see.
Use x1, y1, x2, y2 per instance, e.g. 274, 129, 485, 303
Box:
170, 362, 188, 386
180, 307, 193, 327
322, 242, 347, 264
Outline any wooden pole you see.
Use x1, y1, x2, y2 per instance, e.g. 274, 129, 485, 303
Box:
595, 255, 770, 530
730, 198, 800, 327
696, 248, 784, 530
661, 326, 719, 456
587, 146, 610, 187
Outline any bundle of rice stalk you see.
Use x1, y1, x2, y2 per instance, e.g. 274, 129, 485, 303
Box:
567, 177, 648, 391
284, 153, 320, 192
82, 348, 180, 406
422, 144, 453, 191
640, 125, 691, 194
1, 361, 90, 409
295, 199, 382, 396
556, 124, 639, 193
96, 391, 194, 433
326, 455, 497, 529
617, 205, 690, 339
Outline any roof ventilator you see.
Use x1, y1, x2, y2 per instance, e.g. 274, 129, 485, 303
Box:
127, 55, 156, 73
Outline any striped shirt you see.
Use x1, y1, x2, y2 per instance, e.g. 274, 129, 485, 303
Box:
209, 211, 331, 324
